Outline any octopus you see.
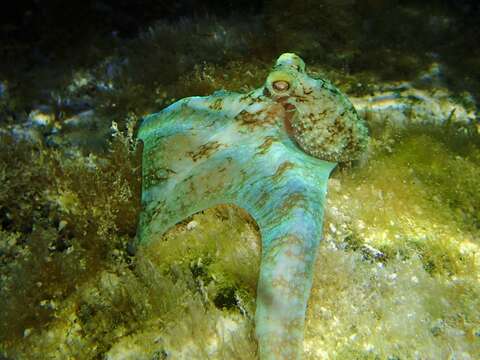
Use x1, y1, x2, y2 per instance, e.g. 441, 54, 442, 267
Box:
136, 53, 369, 359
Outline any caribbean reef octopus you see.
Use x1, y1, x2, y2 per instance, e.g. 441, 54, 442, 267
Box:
136, 53, 369, 359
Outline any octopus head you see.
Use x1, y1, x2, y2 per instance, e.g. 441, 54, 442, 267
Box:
264, 53, 369, 162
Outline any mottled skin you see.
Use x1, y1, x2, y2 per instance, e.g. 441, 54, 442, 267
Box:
136, 54, 368, 359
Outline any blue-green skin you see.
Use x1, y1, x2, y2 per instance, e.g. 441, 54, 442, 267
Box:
137, 54, 368, 359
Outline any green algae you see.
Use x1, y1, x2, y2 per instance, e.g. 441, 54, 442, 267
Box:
0, 127, 141, 345
305, 248, 480, 359
325, 126, 480, 274
139, 205, 260, 315
313, 126, 480, 357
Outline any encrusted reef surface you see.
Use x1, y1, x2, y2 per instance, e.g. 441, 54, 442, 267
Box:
1, 8, 480, 360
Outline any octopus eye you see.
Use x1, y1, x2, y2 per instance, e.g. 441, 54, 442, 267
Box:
273, 80, 290, 92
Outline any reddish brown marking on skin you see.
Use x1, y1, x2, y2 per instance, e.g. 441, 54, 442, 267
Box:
294, 96, 309, 103
255, 190, 270, 209
314, 109, 329, 121
263, 236, 304, 260
264, 193, 314, 227
265, 103, 284, 121
235, 110, 261, 127
283, 106, 296, 137
283, 246, 308, 262
271, 277, 304, 299
144, 167, 177, 187
236, 106, 280, 130
186, 141, 222, 162
279, 99, 320, 162
303, 86, 313, 95
278, 193, 308, 215
272, 161, 295, 181
331, 116, 346, 134
147, 199, 167, 224
256, 136, 277, 156
275, 96, 296, 138
208, 98, 224, 111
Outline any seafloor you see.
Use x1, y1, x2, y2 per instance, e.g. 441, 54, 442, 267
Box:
0, 1, 479, 359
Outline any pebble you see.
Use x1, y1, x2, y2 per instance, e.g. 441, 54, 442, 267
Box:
28, 106, 55, 127
362, 244, 385, 259
186, 221, 198, 231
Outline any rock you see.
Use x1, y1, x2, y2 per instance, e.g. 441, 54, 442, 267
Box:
352, 84, 476, 127
7, 125, 45, 145
361, 244, 385, 260
28, 105, 56, 128
186, 220, 198, 231
46, 110, 112, 150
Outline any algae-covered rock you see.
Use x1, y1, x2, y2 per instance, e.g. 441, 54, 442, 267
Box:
352, 83, 476, 128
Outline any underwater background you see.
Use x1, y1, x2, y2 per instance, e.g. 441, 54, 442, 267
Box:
0, 0, 479, 359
